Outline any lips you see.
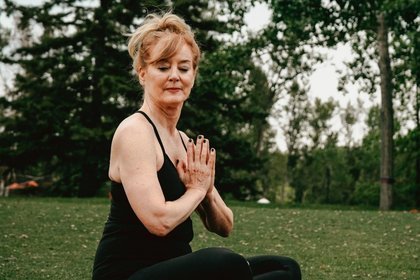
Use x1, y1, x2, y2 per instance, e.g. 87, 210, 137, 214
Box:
166, 88, 182, 93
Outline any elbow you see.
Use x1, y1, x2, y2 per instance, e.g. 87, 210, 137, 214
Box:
147, 222, 172, 237
144, 214, 173, 237
218, 229, 231, 238
223, 224, 234, 237
215, 221, 233, 238
214, 212, 234, 238
221, 212, 234, 237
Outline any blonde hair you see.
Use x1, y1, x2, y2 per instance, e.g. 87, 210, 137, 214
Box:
127, 12, 201, 75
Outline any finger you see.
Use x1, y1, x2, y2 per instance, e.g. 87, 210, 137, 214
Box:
204, 138, 210, 163
196, 135, 203, 162
187, 138, 194, 166
201, 138, 209, 164
208, 148, 216, 175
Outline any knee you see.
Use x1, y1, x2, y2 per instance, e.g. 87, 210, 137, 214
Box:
196, 247, 250, 274
283, 257, 301, 279
198, 247, 243, 263
284, 257, 300, 270
248, 255, 301, 279
218, 248, 246, 264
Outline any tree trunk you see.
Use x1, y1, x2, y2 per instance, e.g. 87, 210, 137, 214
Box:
377, 13, 394, 211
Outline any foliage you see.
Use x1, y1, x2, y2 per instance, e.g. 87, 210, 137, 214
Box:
0, 0, 418, 206
274, 81, 340, 203
0, 0, 271, 197
271, 98, 417, 208
180, 45, 273, 197
1, 197, 419, 279
393, 128, 420, 208
256, 150, 289, 202
260, 0, 419, 208
0, 0, 160, 196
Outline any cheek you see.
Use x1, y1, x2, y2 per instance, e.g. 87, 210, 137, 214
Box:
184, 73, 196, 88
146, 74, 165, 87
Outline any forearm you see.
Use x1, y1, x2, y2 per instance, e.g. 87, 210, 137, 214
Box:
144, 188, 206, 236
198, 187, 234, 237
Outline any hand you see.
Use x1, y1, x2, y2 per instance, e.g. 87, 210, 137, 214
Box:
176, 135, 216, 195
195, 135, 216, 196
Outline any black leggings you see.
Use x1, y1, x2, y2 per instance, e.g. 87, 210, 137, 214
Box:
128, 248, 301, 280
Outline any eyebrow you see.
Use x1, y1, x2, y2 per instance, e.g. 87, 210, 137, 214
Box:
155, 59, 192, 64
179, 59, 192, 64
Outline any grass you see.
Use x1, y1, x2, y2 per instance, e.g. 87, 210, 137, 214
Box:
0, 197, 419, 280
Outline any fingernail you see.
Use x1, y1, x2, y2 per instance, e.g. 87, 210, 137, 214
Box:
188, 138, 192, 142
198, 135, 203, 139
211, 148, 215, 152
203, 139, 207, 143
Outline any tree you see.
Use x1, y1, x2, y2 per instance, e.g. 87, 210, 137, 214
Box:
376, 11, 394, 210
394, 128, 419, 208
174, 1, 276, 197
275, 81, 310, 202
340, 100, 362, 147
263, 0, 419, 209
308, 97, 337, 149
274, 80, 338, 203
153, 0, 271, 197
1, 0, 271, 197
388, 1, 420, 208
349, 106, 379, 205
259, 0, 345, 202
333, 0, 419, 210
2, 0, 156, 196
180, 44, 273, 198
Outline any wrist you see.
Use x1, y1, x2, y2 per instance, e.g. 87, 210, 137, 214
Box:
186, 185, 207, 198
202, 187, 216, 205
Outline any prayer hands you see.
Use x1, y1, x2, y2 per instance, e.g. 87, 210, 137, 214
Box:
176, 135, 215, 195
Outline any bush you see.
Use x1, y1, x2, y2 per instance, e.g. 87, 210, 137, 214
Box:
351, 182, 380, 206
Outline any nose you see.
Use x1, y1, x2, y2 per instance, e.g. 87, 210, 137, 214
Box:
168, 67, 180, 82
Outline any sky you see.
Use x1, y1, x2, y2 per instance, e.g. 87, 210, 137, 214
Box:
0, 1, 380, 151
244, 2, 380, 151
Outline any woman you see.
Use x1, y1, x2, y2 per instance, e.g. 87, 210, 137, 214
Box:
92, 12, 301, 280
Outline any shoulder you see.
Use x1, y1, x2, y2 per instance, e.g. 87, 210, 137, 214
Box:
109, 112, 163, 182
112, 113, 157, 156
115, 113, 154, 141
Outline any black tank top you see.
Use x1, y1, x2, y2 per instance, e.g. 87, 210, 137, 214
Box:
92, 111, 193, 280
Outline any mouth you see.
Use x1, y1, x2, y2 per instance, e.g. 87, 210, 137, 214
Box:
166, 88, 182, 93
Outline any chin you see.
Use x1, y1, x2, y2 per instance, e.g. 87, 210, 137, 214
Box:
163, 96, 187, 106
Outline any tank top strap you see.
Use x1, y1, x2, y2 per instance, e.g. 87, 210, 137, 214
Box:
136, 110, 166, 154
178, 131, 187, 151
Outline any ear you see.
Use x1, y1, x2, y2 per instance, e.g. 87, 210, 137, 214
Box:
138, 67, 146, 86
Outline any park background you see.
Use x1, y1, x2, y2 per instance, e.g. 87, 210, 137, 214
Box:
1, 0, 418, 209
0, 0, 419, 279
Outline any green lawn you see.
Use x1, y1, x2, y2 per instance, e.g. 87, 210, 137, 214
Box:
0, 197, 419, 279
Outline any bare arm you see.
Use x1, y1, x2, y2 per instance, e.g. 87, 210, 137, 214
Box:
111, 116, 212, 237
196, 187, 234, 237
178, 133, 234, 237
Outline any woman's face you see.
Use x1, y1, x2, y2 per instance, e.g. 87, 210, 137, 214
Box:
139, 41, 196, 107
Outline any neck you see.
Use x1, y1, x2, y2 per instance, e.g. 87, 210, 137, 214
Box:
140, 100, 182, 134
